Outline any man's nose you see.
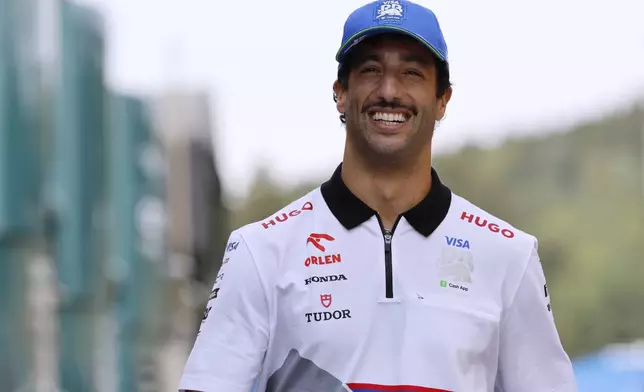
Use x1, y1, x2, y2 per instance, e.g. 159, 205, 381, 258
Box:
376, 74, 403, 103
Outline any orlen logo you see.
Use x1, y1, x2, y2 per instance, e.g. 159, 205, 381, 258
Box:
460, 212, 515, 239
262, 201, 313, 229
305, 233, 342, 267
307, 233, 334, 251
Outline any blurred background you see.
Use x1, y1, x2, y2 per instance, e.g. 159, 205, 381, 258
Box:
0, 0, 643, 391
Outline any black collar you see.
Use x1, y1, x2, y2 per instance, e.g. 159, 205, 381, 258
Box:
320, 164, 452, 237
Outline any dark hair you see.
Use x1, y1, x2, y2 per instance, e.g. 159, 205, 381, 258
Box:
333, 51, 452, 124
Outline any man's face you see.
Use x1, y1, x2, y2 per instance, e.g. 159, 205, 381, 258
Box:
334, 34, 452, 165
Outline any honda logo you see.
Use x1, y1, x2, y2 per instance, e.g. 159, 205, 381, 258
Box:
305, 274, 348, 285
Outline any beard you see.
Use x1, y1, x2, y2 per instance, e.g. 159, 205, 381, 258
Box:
344, 98, 435, 170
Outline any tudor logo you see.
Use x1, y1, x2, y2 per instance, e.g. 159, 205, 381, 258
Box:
262, 201, 313, 229
305, 309, 351, 323
305, 274, 348, 285
320, 294, 332, 308
460, 212, 515, 239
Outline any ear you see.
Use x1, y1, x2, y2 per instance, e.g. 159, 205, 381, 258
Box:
435, 86, 453, 121
333, 80, 346, 115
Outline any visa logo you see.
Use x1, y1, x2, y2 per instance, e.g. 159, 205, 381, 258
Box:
226, 241, 239, 252
445, 236, 470, 249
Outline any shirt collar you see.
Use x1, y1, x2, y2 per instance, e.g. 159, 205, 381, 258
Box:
320, 163, 452, 237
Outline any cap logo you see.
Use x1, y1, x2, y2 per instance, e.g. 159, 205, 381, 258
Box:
375, 0, 405, 24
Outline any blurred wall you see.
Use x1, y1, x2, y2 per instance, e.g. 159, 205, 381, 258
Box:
151, 90, 228, 336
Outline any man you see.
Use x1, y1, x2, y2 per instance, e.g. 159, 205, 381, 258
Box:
179, 1, 578, 391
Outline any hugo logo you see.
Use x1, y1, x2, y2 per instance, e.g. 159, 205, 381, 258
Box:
460, 212, 515, 239
262, 201, 313, 229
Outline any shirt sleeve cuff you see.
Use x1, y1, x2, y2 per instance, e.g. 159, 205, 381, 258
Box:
178, 375, 252, 392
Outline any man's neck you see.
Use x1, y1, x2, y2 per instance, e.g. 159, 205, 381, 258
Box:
341, 148, 433, 230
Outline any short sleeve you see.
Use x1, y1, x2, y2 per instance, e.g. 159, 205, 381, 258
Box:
179, 232, 269, 392
495, 246, 578, 392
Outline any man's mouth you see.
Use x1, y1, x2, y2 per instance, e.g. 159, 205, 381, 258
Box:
368, 111, 412, 129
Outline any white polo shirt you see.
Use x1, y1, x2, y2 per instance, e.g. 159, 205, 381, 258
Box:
179, 165, 578, 392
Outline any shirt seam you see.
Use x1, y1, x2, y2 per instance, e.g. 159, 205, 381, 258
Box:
237, 231, 272, 341
236, 230, 272, 329
501, 237, 538, 323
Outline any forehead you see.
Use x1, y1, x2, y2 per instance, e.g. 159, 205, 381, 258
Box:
350, 34, 436, 64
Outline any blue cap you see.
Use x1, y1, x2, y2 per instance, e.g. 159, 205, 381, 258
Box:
336, 0, 448, 66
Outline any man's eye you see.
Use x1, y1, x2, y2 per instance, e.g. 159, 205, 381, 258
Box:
361, 67, 379, 74
405, 69, 423, 77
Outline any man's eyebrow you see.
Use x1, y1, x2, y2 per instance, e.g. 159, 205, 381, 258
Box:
353, 53, 433, 66
353, 54, 381, 66
401, 54, 432, 66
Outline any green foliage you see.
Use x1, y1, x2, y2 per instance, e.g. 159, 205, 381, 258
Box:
228, 167, 318, 230
230, 104, 644, 358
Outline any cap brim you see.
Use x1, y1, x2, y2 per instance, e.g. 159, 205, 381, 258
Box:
335, 26, 447, 64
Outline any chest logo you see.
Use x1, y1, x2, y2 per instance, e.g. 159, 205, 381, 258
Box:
445, 236, 470, 249
460, 211, 515, 239
262, 201, 313, 229
307, 233, 334, 251
437, 247, 474, 291
305, 274, 348, 285
320, 294, 332, 308
305, 233, 342, 267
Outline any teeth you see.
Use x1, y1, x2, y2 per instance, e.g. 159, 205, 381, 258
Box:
371, 112, 406, 123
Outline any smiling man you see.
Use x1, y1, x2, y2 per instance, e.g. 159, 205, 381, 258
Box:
178, 1, 578, 391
